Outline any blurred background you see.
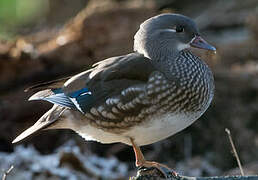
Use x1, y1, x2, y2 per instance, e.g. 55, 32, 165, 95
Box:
1, 0, 258, 179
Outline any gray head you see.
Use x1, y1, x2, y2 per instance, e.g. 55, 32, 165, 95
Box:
134, 13, 215, 59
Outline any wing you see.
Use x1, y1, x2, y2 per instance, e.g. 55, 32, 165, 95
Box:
28, 53, 157, 117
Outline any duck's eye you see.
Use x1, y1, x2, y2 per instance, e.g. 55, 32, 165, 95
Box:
176, 26, 184, 33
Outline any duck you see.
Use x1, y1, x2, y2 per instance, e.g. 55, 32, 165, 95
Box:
13, 13, 216, 178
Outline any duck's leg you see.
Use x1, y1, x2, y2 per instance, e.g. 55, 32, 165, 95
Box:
130, 138, 178, 179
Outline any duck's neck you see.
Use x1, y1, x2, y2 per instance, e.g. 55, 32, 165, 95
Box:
136, 42, 181, 76
134, 31, 182, 73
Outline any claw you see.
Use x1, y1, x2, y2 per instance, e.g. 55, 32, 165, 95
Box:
158, 166, 178, 179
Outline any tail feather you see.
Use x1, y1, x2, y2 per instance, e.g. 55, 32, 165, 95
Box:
28, 89, 55, 101
28, 89, 76, 109
12, 105, 66, 144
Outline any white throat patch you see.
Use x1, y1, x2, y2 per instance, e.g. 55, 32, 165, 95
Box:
177, 43, 190, 51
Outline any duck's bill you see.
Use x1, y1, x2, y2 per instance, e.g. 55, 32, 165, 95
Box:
190, 36, 216, 51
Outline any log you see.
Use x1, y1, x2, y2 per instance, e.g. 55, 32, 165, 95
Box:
130, 167, 258, 180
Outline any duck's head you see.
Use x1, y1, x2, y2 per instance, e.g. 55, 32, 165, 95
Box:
134, 13, 216, 59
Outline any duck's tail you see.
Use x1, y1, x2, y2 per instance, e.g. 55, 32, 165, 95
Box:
12, 105, 66, 144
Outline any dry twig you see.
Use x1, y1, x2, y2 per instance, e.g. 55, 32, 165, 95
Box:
1, 165, 14, 180
225, 128, 244, 176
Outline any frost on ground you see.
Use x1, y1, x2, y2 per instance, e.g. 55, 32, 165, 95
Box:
0, 140, 128, 180
1, 139, 255, 180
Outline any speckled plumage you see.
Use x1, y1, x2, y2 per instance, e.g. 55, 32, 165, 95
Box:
13, 13, 215, 147
71, 50, 214, 133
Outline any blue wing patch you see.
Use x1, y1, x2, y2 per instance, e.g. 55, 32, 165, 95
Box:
67, 88, 91, 98
44, 88, 76, 109
33, 88, 93, 114
67, 88, 93, 114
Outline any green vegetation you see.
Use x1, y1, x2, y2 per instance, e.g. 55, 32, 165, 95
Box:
0, 0, 48, 39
